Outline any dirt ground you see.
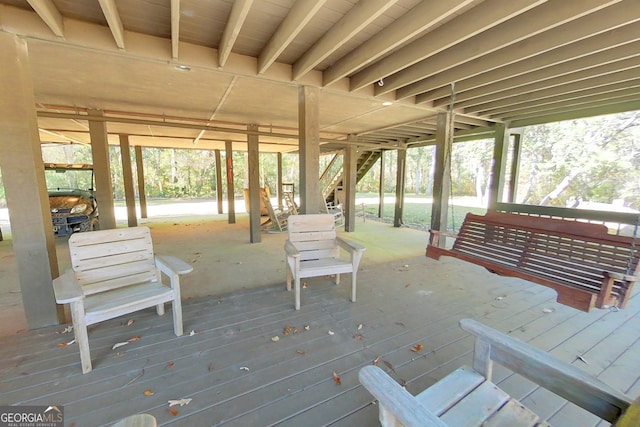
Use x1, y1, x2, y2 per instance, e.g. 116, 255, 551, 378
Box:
0, 201, 430, 337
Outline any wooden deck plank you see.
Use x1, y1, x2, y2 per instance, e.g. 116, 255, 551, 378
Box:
0, 252, 637, 426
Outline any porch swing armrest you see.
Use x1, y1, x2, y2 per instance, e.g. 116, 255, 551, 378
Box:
428, 229, 458, 239
603, 271, 640, 282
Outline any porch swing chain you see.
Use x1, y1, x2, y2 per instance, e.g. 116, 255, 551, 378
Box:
447, 82, 456, 232
625, 214, 640, 276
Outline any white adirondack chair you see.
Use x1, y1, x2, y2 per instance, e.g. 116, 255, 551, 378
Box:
285, 214, 365, 310
52, 226, 192, 373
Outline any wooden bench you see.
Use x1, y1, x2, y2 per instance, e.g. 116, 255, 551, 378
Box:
53, 226, 192, 373
285, 214, 365, 310
426, 211, 639, 312
359, 318, 634, 427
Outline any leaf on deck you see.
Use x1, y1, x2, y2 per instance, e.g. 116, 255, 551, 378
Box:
333, 371, 341, 385
411, 344, 423, 352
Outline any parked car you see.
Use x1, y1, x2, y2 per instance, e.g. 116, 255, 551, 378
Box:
45, 163, 99, 237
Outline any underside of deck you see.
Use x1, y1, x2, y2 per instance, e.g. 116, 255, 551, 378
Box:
1, 221, 639, 426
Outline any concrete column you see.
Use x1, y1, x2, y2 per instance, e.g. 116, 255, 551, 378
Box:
119, 135, 137, 227
88, 110, 116, 230
298, 86, 321, 214
394, 144, 407, 228
225, 140, 236, 224
277, 152, 283, 210
344, 143, 358, 232
215, 149, 224, 214
0, 33, 61, 328
488, 123, 509, 210
378, 150, 385, 218
247, 124, 261, 243
506, 132, 521, 203
430, 111, 454, 244
134, 146, 147, 219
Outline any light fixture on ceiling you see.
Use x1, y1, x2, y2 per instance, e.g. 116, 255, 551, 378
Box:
382, 101, 393, 106
174, 64, 191, 71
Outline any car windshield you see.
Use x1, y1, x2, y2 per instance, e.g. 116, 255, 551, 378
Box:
44, 164, 94, 191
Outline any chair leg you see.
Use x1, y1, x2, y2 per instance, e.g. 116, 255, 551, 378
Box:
70, 301, 92, 374
335, 273, 340, 285
172, 299, 184, 336
351, 272, 357, 302
156, 303, 165, 316
294, 276, 301, 310
286, 268, 292, 291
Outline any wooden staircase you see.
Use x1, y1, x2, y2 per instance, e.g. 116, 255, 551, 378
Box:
321, 150, 382, 204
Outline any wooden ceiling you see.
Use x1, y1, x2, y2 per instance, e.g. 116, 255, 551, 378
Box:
2, 0, 640, 153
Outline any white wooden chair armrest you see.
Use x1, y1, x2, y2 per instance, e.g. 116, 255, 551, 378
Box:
603, 271, 640, 282
460, 318, 632, 423
52, 270, 84, 304
285, 240, 301, 258
155, 255, 193, 276
336, 236, 365, 253
359, 365, 447, 427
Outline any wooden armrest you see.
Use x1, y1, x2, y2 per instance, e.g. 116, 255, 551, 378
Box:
428, 229, 458, 239
155, 255, 193, 275
52, 270, 84, 304
460, 318, 631, 423
285, 240, 301, 257
336, 236, 366, 253
603, 271, 640, 282
359, 365, 447, 427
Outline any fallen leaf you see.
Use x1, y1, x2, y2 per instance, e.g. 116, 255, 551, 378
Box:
62, 326, 73, 334
328, 330, 335, 336
167, 408, 179, 416
411, 344, 424, 352
542, 308, 555, 313
127, 336, 141, 342
283, 325, 294, 335
303, 324, 310, 331
167, 361, 175, 368
57, 339, 76, 348
240, 366, 250, 371
112, 342, 129, 350
168, 398, 192, 407
357, 324, 363, 330
190, 330, 196, 336
353, 334, 363, 340
271, 336, 280, 342
495, 296, 504, 301
333, 371, 341, 385
296, 349, 306, 355
144, 389, 155, 396
373, 356, 381, 365
127, 319, 135, 326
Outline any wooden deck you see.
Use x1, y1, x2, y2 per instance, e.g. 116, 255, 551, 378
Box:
1, 253, 639, 426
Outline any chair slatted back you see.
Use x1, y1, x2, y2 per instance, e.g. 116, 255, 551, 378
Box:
287, 214, 339, 261
68, 227, 158, 295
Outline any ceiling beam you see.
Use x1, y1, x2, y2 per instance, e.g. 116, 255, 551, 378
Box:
510, 99, 640, 127
411, 1, 640, 103
463, 59, 640, 113
97, 0, 125, 49
390, 0, 622, 98
218, 0, 254, 68
258, 0, 325, 74
292, 0, 398, 81
437, 42, 640, 108
349, 0, 544, 92
171, 0, 180, 59
322, 0, 475, 86
26, 0, 63, 38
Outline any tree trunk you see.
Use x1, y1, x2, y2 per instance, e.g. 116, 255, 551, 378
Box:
539, 169, 579, 206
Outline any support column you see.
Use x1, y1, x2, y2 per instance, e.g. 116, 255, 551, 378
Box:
0, 33, 60, 328
430, 111, 453, 244
506, 132, 521, 203
88, 110, 116, 230
277, 152, 283, 210
247, 124, 261, 243
215, 149, 224, 214
344, 143, 358, 232
488, 123, 509, 210
378, 150, 385, 218
134, 146, 147, 219
298, 86, 321, 214
119, 135, 137, 227
225, 140, 236, 224
394, 144, 407, 228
